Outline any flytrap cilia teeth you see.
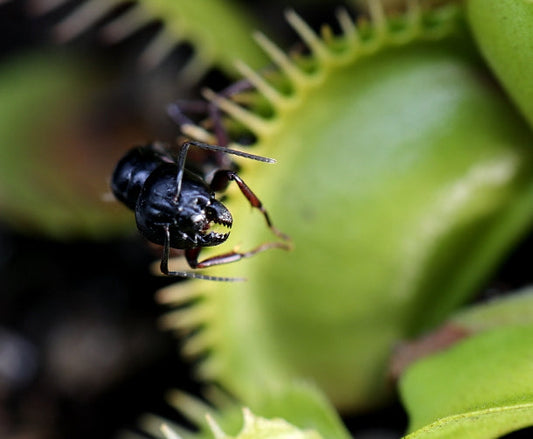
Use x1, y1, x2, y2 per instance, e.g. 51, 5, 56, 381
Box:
142, 385, 339, 439
31, 0, 268, 77
158, 0, 533, 413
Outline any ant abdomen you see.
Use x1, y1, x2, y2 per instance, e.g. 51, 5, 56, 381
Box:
111, 145, 165, 210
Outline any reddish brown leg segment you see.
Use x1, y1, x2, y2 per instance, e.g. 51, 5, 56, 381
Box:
210, 170, 291, 242
185, 241, 288, 269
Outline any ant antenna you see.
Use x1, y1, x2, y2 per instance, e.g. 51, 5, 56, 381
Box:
173, 140, 275, 203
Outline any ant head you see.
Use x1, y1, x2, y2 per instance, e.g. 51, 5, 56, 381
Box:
178, 185, 233, 247
135, 166, 233, 249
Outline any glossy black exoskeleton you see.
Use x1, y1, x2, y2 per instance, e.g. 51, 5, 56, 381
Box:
111, 140, 289, 281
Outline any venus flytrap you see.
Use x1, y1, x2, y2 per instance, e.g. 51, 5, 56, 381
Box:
157, 0, 533, 414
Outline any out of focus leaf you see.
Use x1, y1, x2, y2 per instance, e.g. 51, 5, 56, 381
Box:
0, 51, 147, 238
400, 325, 533, 438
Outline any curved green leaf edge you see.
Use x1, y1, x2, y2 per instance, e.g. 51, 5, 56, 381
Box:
451, 285, 533, 332
405, 403, 533, 439
400, 325, 533, 438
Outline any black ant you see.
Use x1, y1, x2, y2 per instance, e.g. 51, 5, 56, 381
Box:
111, 140, 290, 281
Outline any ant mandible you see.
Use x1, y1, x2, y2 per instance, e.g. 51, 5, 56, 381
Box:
111, 140, 290, 281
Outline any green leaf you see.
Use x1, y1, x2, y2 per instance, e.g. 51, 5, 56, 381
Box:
400, 325, 533, 438
391, 286, 533, 382
451, 286, 533, 332
0, 52, 135, 237
467, 0, 533, 129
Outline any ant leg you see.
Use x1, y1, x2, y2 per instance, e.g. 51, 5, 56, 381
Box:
220, 78, 255, 97
167, 79, 252, 131
207, 78, 256, 148
207, 98, 229, 148
172, 140, 276, 203
167, 100, 209, 128
210, 170, 291, 242
167, 98, 231, 151
160, 225, 190, 276
168, 80, 255, 156
160, 226, 245, 281
167, 100, 233, 170
185, 241, 288, 269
